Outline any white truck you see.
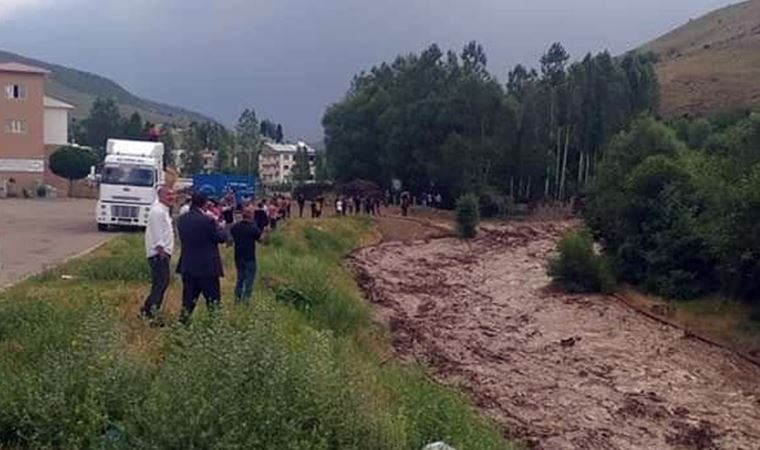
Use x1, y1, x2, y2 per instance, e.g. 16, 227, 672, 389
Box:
96, 139, 164, 231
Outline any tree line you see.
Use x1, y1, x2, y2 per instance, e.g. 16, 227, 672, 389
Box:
322, 41, 659, 212
70, 97, 176, 167
71, 97, 298, 177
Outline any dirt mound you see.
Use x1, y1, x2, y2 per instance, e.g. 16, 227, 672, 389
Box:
350, 221, 760, 449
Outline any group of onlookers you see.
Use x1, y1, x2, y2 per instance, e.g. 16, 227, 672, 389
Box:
334, 195, 384, 216
142, 187, 297, 324
140, 186, 433, 323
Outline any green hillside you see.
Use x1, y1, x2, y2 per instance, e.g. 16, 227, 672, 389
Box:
0, 49, 213, 125
640, 0, 760, 117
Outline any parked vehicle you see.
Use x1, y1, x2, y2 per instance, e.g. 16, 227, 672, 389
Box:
96, 139, 164, 231
192, 174, 256, 204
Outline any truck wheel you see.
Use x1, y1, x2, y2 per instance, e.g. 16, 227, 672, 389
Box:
97, 224, 109, 232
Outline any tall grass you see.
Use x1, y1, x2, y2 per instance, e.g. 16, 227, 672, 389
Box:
0, 217, 512, 449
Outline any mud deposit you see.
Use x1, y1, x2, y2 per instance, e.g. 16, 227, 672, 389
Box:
350, 221, 760, 450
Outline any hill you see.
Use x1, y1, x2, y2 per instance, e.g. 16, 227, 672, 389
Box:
0, 49, 213, 125
640, 0, 760, 118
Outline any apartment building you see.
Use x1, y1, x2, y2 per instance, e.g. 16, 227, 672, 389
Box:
259, 141, 316, 184
0, 62, 74, 194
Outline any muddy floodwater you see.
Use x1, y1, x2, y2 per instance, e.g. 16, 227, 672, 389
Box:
350, 220, 760, 450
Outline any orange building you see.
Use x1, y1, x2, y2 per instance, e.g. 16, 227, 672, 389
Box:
0, 62, 74, 195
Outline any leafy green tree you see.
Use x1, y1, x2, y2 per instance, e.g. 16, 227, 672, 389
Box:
620, 52, 660, 115
159, 125, 176, 168
275, 124, 284, 143
291, 144, 312, 184
549, 229, 615, 294
49, 146, 98, 195
123, 112, 144, 139
314, 152, 330, 182
260, 120, 278, 140
235, 108, 261, 176
323, 41, 659, 208
182, 122, 232, 174
83, 97, 122, 159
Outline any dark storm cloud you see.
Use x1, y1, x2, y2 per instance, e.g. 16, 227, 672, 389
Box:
0, 0, 736, 139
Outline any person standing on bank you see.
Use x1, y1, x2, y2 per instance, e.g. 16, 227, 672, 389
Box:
176, 192, 228, 323
141, 185, 176, 320
230, 204, 262, 304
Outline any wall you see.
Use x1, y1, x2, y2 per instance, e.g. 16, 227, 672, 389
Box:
0, 71, 45, 191
43, 108, 68, 146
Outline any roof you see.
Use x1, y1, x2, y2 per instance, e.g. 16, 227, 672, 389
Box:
0, 62, 50, 75
263, 142, 316, 154
43, 95, 75, 109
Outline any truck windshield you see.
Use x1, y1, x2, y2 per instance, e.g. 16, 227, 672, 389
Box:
102, 165, 155, 187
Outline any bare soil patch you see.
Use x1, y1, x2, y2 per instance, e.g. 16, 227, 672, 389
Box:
350, 220, 760, 449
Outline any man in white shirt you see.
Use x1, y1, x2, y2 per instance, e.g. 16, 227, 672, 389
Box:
140, 185, 176, 319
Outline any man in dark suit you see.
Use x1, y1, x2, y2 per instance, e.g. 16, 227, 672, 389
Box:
176, 192, 228, 323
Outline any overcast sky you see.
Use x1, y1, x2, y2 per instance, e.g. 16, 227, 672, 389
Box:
0, 0, 738, 140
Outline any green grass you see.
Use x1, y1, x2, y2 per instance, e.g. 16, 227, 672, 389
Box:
0, 217, 512, 449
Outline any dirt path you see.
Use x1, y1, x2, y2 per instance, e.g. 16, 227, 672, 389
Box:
351, 219, 760, 450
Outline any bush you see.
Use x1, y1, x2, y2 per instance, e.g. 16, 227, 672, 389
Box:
127, 311, 402, 450
477, 188, 511, 218
49, 146, 98, 194
455, 194, 480, 239
548, 230, 615, 294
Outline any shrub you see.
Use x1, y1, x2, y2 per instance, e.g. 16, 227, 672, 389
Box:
49, 146, 98, 194
127, 309, 402, 450
477, 188, 511, 218
455, 194, 480, 239
549, 230, 615, 294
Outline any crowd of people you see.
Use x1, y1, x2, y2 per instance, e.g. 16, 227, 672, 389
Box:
142, 187, 302, 324
140, 185, 433, 323
332, 194, 385, 216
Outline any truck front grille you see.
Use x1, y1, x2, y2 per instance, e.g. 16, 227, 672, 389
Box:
112, 205, 139, 219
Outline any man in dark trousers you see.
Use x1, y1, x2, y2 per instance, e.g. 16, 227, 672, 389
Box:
230, 204, 262, 304
140, 185, 176, 320
254, 200, 270, 230
297, 193, 305, 218
176, 192, 228, 323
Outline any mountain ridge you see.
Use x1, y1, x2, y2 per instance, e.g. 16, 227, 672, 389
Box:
0, 49, 214, 126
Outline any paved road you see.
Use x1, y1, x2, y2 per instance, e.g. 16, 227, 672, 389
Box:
0, 199, 113, 288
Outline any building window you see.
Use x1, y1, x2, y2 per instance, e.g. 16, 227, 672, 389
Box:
284, 165, 290, 170
5, 119, 27, 134
5, 84, 27, 100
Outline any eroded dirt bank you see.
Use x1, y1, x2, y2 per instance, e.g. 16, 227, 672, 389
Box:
350, 220, 760, 450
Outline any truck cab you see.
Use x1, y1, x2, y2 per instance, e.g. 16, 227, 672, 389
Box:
96, 139, 164, 231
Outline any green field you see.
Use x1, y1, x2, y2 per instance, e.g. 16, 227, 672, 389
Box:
0, 217, 512, 449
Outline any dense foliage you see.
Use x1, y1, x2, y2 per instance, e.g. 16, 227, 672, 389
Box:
73, 98, 297, 178
323, 41, 659, 209
548, 229, 615, 294
71, 97, 176, 166
49, 146, 98, 194
49, 146, 98, 181
585, 114, 760, 309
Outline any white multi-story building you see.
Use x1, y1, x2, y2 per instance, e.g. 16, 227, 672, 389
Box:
259, 141, 316, 184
